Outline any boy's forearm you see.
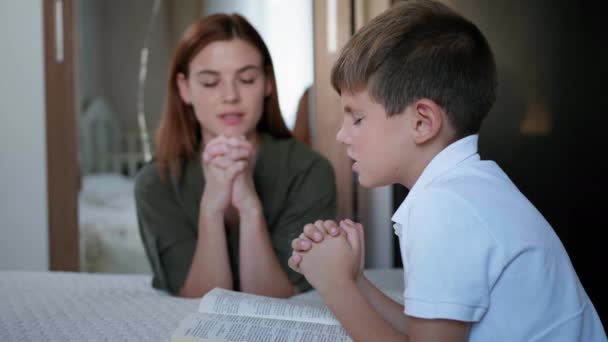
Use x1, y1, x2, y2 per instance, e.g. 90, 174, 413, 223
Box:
357, 275, 409, 335
320, 278, 407, 342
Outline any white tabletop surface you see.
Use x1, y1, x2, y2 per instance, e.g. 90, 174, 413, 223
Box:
0, 268, 403, 341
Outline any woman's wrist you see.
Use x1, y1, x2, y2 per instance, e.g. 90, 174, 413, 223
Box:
199, 195, 225, 221
237, 198, 263, 220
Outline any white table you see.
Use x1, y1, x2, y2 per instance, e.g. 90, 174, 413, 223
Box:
0, 268, 404, 341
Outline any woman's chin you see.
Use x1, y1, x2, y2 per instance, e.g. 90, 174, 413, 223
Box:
212, 127, 248, 139
223, 125, 258, 137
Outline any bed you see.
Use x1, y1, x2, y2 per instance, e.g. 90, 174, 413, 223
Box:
78, 97, 150, 274
0, 269, 404, 341
78, 173, 151, 273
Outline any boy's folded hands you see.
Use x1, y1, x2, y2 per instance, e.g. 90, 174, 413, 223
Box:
289, 220, 366, 292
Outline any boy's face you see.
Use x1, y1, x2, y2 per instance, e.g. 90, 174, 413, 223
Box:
336, 90, 412, 187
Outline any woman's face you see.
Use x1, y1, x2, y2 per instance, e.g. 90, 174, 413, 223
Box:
177, 39, 271, 144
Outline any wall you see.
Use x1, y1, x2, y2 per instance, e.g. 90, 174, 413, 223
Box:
454, 0, 607, 322
0, 0, 49, 270
78, 0, 102, 109
79, 0, 172, 140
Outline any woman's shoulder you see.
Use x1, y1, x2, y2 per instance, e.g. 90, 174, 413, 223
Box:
257, 135, 336, 210
135, 159, 160, 184
134, 159, 172, 198
258, 135, 336, 194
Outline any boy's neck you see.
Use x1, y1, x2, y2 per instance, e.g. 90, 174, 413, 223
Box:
402, 132, 459, 189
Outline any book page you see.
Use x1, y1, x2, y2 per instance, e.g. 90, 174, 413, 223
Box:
198, 288, 339, 325
172, 312, 352, 342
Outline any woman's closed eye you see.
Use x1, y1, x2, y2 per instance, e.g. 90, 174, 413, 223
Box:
353, 117, 363, 125
201, 81, 218, 87
196, 69, 260, 87
237, 70, 261, 85
199, 79, 255, 87
198, 76, 219, 88
236, 64, 264, 84
238, 77, 256, 85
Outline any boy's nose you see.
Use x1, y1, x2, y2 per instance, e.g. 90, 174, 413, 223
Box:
336, 125, 350, 145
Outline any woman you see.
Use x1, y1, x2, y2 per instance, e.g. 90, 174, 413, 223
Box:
135, 14, 336, 298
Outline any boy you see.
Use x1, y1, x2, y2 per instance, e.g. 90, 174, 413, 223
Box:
288, 0, 607, 341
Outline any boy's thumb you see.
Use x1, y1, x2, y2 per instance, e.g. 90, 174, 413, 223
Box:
341, 222, 360, 251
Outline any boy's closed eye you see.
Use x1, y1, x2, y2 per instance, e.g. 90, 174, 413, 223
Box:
350, 111, 364, 125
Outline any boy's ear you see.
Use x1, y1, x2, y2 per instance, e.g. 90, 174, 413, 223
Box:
410, 98, 444, 144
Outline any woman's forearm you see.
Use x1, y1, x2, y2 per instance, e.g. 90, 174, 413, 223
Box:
180, 206, 233, 298
238, 205, 296, 298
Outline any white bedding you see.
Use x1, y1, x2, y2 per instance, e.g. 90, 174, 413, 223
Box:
0, 269, 404, 341
79, 173, 151, 274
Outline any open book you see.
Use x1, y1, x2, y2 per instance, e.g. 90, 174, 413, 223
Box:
171, 288, 351, 342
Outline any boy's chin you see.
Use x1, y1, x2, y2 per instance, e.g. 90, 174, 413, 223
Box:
356, 174, 390, 188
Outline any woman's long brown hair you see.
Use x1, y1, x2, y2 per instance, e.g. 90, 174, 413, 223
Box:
156, 13, 291, 181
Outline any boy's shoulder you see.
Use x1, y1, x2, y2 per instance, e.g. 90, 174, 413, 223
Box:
430, 152, 512, 191
396, 158, 517, 230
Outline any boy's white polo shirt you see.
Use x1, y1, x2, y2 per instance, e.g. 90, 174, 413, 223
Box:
391, 135, 606, 341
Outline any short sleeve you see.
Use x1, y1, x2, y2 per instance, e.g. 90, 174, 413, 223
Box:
270, 156, 337, 293
134, 163, 196, 295
402, 189, 502, 322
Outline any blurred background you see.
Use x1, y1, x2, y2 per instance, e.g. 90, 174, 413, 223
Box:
1, 0, 605, 325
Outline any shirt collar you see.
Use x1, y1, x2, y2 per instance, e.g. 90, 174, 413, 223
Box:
391, 134, 480, 228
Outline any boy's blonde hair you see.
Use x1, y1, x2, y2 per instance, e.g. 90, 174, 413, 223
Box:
331, 0, 497, 138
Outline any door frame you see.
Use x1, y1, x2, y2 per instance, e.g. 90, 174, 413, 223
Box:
43, 0, 79, 271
